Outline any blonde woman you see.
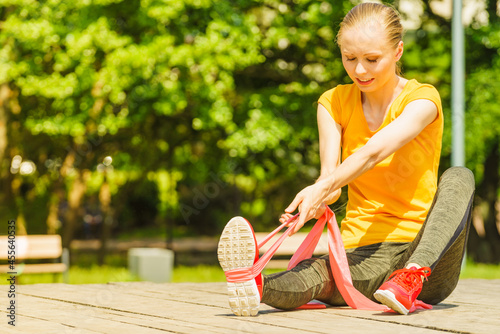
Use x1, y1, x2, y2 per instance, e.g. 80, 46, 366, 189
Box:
218, 2, 474, 316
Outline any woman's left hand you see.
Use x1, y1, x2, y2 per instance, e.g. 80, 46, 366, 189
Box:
284, 179, 331, 235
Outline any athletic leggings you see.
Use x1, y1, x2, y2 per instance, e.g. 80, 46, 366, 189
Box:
261, 167, 475, 310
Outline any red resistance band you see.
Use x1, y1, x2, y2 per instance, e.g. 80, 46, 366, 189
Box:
225, 207, 432, 312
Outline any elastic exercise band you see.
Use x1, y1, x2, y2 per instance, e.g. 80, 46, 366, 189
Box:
225, 208, 430, 312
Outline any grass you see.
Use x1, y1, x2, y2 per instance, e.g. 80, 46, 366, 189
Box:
171, 266, 283, 282
459, 260, 500, 279
0, 265, 140, 285
1, 259, 499, 285
171, 259, 500, 282
172, 265, 226, 282
0, 265, 282, 285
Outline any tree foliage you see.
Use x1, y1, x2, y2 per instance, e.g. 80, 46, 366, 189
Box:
0, 0, 499, 262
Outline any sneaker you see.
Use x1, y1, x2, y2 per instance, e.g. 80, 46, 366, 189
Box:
373, 266, 431, 315
217, 216, 263, 316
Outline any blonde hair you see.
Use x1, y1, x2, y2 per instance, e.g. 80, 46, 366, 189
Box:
336, 2, 404, 75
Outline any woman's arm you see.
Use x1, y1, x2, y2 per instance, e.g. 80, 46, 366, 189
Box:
317, 103, 342, 204
279, 103, 342, 224
286, 98, 438, 233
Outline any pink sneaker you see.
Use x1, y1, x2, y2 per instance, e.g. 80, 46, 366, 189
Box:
217, 217, 262, 316
374, 266, 431, 315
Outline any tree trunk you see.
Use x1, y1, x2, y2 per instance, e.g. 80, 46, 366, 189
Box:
46, 180, 67, 234
469, 140, 500, 263
46, 192, 61, 234
62, 171, 89, 249
487, 0, 499, 24
0, 84, 9, 165
98, 178, 111, 265
0, 84, 15, 217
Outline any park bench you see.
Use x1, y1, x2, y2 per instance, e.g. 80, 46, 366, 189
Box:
0, 235, 69, 283
255, 232, 329, 269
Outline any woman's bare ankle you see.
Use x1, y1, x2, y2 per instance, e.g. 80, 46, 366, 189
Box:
405, 263, 421, 269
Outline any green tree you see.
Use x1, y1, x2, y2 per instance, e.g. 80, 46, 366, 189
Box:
462, 14, 500, 263
0, 0, 498, 264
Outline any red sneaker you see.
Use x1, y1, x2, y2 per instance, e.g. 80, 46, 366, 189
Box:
217, 217, 263, 316
373, 266, 431, 315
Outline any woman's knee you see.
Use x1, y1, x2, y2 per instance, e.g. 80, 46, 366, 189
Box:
419, 253, 462, 304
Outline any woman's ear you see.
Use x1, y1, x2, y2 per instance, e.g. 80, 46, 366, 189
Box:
395, 40, 404, 61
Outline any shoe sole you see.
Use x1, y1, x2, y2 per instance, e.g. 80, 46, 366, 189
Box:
217, 217, 260, 316
373, 289, 409, 315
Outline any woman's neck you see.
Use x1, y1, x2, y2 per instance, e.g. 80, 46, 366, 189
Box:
362, 75, 406, 116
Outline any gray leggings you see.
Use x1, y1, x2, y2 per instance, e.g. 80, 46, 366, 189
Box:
261, 167, 475, 310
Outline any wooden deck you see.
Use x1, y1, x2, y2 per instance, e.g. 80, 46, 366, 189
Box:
1, 279, 499, 333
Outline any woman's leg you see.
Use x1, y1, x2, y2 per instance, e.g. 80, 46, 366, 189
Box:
262, 167, 475, 310
261, 242, 410, 309
261, 256, 333, 310
393, 166, 475, 304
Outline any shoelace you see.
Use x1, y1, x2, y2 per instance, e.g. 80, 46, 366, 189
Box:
390, 267, 431, 293
224, 207, 388, 311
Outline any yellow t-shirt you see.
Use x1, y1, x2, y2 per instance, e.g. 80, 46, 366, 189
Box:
318, 79, 443, 249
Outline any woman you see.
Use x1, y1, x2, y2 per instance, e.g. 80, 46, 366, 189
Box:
217, 2, 474, 316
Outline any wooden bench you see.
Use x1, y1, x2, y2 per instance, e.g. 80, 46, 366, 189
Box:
0, 235, 69, 283
255, 232, 329, 269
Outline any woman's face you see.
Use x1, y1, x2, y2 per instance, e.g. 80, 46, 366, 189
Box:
339, 24, 403, 93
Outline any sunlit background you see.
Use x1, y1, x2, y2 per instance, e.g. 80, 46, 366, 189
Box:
0, 0, 499, 285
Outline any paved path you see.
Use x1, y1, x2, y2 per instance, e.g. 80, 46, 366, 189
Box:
1, 279, 499, 333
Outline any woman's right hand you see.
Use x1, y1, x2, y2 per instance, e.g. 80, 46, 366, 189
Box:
279, 202, 328, 227
324, 188, 342, 205
279, 213, 296, 225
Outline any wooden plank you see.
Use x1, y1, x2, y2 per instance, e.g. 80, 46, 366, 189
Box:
445, 279, 500, 307
1, 280, 498, 333
251, 279, 500, 334
10, 284, 246, 333
0, 313, 102, 334
110, 280, 500, 334
12, 281, 486, 334
0, 235, 63, 260
15, 283, 308, 334
1, 295, 186, 334
0, 263, 67, 274
121, 284, 449, 334
70, 237, 218, 253
159, 280, 500, 334
1, 291, 209, 333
